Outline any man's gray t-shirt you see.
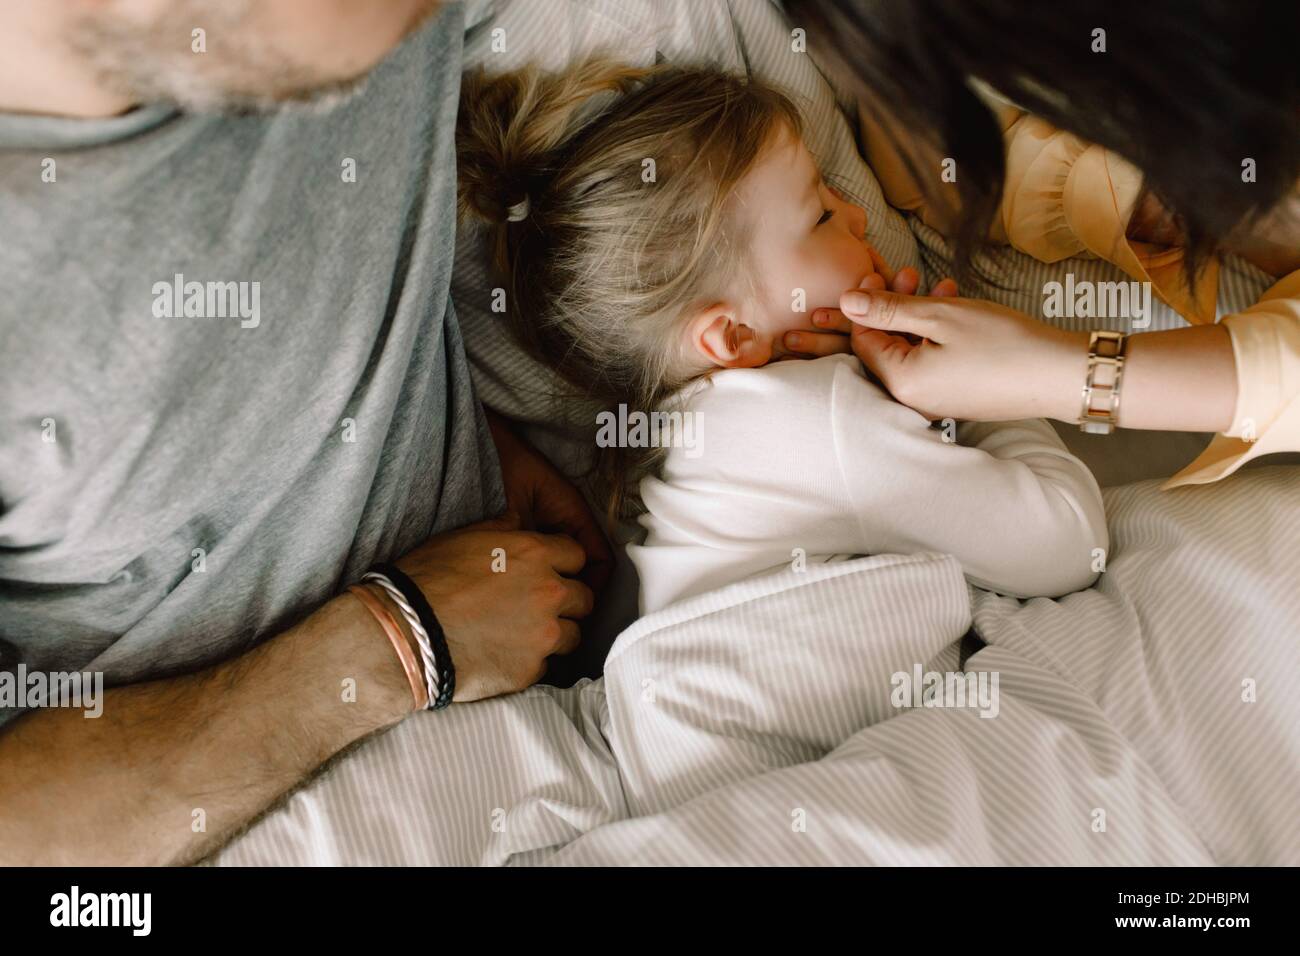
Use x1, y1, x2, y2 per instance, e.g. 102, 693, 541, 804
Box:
0, 5, 504, 725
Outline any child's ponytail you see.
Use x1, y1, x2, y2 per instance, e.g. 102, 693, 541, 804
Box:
457, 57, 655, 369
457, 57, 651, 231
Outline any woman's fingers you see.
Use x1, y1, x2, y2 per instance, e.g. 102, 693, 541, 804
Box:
783, 329, 853, 357
790, 275, 958, 358
866, 244, 896, 285
840, 289, 949, 340
811, 307, 854, 333
891, 266, 920, 296
802, 275, 955, 350
850, 328, 917, 383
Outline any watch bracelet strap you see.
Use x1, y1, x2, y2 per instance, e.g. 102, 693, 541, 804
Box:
1079, 330, 1127, 434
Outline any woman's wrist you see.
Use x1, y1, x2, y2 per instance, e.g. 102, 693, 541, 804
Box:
1046, 329, 1092, 424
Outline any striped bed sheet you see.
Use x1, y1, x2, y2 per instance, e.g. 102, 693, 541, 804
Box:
213, 465, 1300, 866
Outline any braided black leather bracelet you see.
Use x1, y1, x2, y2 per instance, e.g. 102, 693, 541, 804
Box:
371, 563, 455, 709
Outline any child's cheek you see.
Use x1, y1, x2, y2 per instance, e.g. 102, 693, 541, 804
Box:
804, 240, 874, 309
837, 233, 877, 284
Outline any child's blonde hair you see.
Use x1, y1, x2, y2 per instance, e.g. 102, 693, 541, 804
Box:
457, 57, 801, 516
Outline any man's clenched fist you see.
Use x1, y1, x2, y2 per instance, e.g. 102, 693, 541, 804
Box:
394, 512, 594, 701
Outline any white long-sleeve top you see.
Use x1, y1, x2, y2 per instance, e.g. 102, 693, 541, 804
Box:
629, 354, 1108, 615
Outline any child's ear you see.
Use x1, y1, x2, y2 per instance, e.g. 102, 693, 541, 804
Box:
688, 302, 771, 369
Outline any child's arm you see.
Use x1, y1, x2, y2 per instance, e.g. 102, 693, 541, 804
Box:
830, 360, 1108, 598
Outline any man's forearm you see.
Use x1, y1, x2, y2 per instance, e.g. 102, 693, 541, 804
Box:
0, 593, 412, 865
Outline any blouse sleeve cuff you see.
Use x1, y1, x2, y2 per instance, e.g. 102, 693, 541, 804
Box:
1163, 271, 1300, 488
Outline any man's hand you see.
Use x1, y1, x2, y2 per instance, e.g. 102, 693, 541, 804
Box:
486, 411, 614, 593
383, 411, 615, 702
394, 511, 596, 701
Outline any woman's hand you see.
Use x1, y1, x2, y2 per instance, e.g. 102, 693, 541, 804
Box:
1129, 185, 1300, 276
809, 290, 1091, 423
1223, 193, 1300, 277
782, 266, 959, 358
1126, 187, 1184, 246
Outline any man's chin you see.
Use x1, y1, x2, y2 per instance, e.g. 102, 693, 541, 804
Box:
66, 3, 377, 118
177, 71, 371, 116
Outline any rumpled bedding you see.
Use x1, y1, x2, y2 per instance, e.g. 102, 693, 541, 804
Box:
209, 0, 1300, 865
213, 466, 1300, 865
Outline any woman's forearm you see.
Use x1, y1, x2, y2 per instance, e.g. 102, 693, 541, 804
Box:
1105, 324, 1238, 433
1045, 325, 1237, 432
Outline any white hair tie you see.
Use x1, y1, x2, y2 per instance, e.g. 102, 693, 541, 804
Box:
505, 196, 530, 222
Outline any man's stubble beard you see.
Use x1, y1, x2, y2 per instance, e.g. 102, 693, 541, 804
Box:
62, 0, 377, 115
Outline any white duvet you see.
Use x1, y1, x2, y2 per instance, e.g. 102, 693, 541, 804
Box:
213, 465, 1300, 866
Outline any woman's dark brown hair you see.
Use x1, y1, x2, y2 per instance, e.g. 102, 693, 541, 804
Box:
787, 0, 1300, 283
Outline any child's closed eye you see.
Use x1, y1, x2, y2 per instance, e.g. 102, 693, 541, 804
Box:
816, 208, 834, 226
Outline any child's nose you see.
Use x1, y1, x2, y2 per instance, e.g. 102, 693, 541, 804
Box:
828, 184, 869, 238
